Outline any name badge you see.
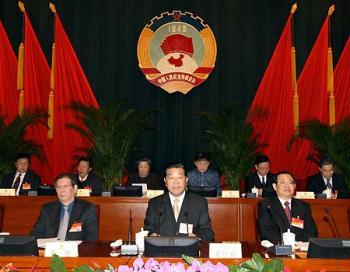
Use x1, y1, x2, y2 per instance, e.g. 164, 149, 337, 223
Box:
69, 222, 82, 232
22, 182, 31, 190
179, 223, 193, 234
291, 217, 304, 229
84, 185, 92, 193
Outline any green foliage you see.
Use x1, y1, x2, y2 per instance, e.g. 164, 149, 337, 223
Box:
50, 254, 67, 272
228, 253, 283, 272
198, 105, 260, 189
0, 109, 46, 180
292, 118, 350, 185
68, 100, 155, 191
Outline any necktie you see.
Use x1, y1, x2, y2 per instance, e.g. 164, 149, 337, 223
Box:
12, 174, 22, 191
284, 201, 292, 224
326, 178, 332, 189
57, 206, 69, 240
261, 176, 265, 185
173, 198, 180, 221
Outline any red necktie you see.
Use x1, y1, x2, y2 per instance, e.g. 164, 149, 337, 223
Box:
284, 201, 292, 223
12, 174, 22, 190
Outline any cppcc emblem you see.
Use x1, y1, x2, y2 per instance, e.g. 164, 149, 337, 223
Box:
137, 11, 217, 94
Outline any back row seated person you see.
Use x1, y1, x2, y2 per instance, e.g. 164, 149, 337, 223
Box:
144, 163, 214, 241
258, 171, 318, 244
306, 157, 349, 199
126, 157, 165, 190
75, 157, 103, 196
0, 153, 40, 195
187, 152, 221, 196
245, 154, 275, 197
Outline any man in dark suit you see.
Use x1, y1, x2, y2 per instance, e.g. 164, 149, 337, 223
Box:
0, 153, 41, 195
75, 157, 103, 196
307, 157, 349, 199
258, 171, 318, 244
144, 163, 214, 241
30, 173, 98, 241
245, 154, 275, 197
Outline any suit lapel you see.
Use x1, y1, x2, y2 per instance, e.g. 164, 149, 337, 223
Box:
317, 173, 327, 191
51, 201, 61, 235
67, 200, 82, 231
271, 197, 290, 230
178, 192, 191, 223
164, 193, 177, 224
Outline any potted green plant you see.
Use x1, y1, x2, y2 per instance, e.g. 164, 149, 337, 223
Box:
197, 104, 260, 190
291, 118, 350, 186
0, 109, 46, 180
69, 100, 155, 192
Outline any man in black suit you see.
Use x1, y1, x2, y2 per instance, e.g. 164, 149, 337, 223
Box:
0, 153, 41, 195
144, 163, 214, 241
30, 173, 98, 241
258, 171, 318, 244
307, 157, 349, 199
245, 154, 275, 197
75, 157, 103, 196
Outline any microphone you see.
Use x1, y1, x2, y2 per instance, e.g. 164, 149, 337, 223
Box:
128, 210, 132, 244
324, 208, 340, 238
156, 211, 163, 236
121, 210, 138, 255
184, 212, 189, 236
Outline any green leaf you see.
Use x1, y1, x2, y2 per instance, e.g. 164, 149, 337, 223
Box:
262, 258, 284, 272
73, 264, 95, 272
50, 254, 67, 272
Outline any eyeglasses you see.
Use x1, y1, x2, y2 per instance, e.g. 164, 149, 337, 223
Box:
55, 184, 73, 190
276, 181, 296, 185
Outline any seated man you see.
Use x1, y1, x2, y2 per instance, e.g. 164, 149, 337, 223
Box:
30, 173, 98, 241
245, 154, 275, 197
187, 152, 221, 196
75, 157, 103, 196
126, 157, 164, 190
0, 153, 41, 195
258, 171, 318, 244
144, 163, 214, 241
307, 157, 349, 199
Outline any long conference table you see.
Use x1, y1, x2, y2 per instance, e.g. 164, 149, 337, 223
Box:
1, 196, 350, 242
1, 196, 350, 271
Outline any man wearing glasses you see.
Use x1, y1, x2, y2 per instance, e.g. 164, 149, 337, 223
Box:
257, 171, 318, 244
30, 173, 98, 241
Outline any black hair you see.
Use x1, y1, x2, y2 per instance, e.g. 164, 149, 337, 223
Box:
164, 162, 187, 176
78, 157, 93, 168
136, 157, 152, 169
194, 152, 210, 162
318, 157, 334, 168
275, 171, 296, 184
15, 153, 31, 163
254, 154, 270, 165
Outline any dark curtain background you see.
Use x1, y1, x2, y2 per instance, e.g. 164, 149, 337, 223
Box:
0, 0, 349, 174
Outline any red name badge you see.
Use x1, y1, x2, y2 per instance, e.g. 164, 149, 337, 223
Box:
69, 222, 82, 232
22, 182, 31, 190
291, 217, 304, 229
84, 186, 92, 193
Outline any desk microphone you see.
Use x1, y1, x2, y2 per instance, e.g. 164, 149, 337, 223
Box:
184, 212, 189, 236
121, 210, 138, 255
156, 211, 163, 236
324, 208, 340, 238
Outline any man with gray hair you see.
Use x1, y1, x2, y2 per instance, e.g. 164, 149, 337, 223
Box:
30, 173, 98, 241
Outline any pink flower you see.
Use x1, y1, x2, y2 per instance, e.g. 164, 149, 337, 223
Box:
170, 262, 186, 272
144, 258, 160, 270
212, 262, 228, 272
118, 265, 133, 272
283, 267, 292, 272
133, 258, 144, 269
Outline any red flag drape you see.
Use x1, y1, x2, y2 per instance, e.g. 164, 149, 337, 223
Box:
23, 13, 54, 183
249, 15, 295, 174
0, 21, 18, 124
52, 13, 99, 177
291, 16, 331, 180
334, 37, 350, 122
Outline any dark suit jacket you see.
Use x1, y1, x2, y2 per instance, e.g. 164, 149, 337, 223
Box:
144, 191, 214, 241
30, 198, 98, 241
257, 197, 318, 244
245, 172, 276, 197
0, 170, 41, 195
75, 173, 103, 196
126, 172, 165, 190
306, 173, 349, 198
